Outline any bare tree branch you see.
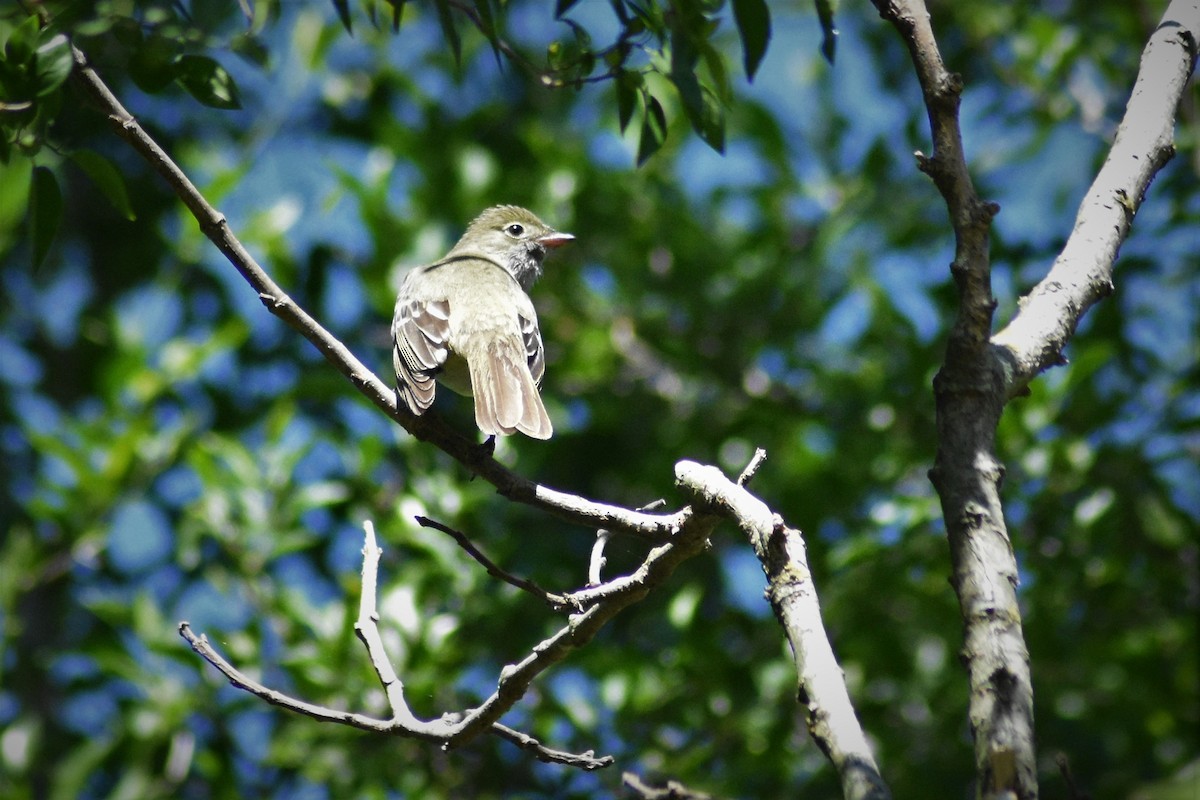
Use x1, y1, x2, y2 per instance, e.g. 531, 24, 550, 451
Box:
870, 3, 1034, 795
992, 2, 1200, 395
180, 521, 616, 769
587, 529, 613, 586
872, 2, 1200, 799
354, 520, 425, 727
590, 500, 666, 586
442, 506, 717, 745
675, 461, 891, 800
623, 772, 715, 800
180, 505, 724, 768
64, 44, 685, 543
490, 723, 611, 770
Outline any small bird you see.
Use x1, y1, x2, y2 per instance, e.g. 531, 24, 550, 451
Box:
392, 205, 573, 439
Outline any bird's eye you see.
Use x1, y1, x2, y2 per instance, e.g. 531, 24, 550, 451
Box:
504, 223, 525, 237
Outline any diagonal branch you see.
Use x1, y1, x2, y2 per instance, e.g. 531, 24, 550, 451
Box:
440, 506, 717, 745
65, 44, 685, 544
992, 2, 1200, 395
64, 29, 738, 779
675, 461, 891, 800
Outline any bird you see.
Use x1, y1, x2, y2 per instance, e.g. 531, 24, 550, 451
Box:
391, 205, 573, 440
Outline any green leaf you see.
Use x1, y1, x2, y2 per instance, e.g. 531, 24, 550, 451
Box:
34, 33, 73, 97
472, 0, 502, 65
627, 1, 665, 38
667, 19, 723, 153
110, 16, 143, 49
615, 69, 641, 132
3, 15, 39, 66
0, 158, 32, 232
560, 18, 595, 78
815, 0, 838, 64
701, 40, 731, 101
696, 83, 725, 152
384, 0, 407, 32
70, 149, 136, 221
29, 165, 61, 268
668, 12, 704, 125
174, 55, 242, 110
636, 93, 667, 166
732, 0, 771, 80
230, 32, 270, 68
331, 0, 353, 34
128, 33, 179, 94
434, 0, 462, 68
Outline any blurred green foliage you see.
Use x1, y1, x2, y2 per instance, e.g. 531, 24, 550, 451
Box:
1, 1, 1197, 798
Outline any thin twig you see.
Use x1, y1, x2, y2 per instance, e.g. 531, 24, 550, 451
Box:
736, 448, 767, 486
491, 722, 613, 770
587, 530, 612, 586
588, 499, 667, 586
179, 622, 406, 734
622, 772, 714, 800
441, 507, 717, 746
414, 515, 572, 609
1055, 752, 1091, 800
354, 521, 421, 725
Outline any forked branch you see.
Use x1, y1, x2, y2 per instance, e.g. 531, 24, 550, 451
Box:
872, 1, 1200, 798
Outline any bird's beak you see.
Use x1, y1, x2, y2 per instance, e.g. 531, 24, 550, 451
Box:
537, 231, 575, 249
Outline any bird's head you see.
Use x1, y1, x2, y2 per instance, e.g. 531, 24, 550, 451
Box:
452, 205, 574, 290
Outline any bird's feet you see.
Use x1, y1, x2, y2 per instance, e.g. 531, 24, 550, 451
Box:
475, 435, 496, 460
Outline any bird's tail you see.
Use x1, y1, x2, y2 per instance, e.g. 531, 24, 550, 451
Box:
469, 337, 553, 439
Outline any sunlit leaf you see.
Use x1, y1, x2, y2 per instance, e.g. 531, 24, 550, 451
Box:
34, 34, 73, 97
174, 55, 242, 110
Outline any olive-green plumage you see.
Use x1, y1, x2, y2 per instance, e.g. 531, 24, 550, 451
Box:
392, 206, 573, 439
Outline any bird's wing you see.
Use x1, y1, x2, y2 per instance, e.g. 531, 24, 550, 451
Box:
519, 312, 546, 388
393, 295, 451, 414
